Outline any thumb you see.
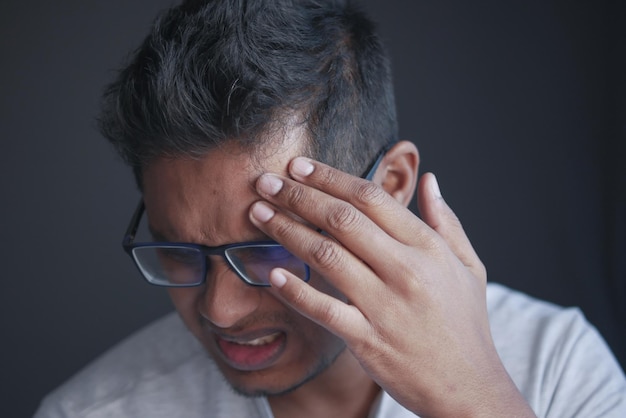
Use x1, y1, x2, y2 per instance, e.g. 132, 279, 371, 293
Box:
417, 173, 487, 282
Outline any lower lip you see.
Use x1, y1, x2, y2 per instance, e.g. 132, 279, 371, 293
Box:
216, 333, 286, 371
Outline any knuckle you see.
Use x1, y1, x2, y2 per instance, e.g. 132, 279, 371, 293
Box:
290, 286, 343, 331
351, 326, 384, 359
391, 251, 427, 290
318, 299, 342, 328
315, 165, 339, 188
420, 232, 445, 254
311, 238, 344, 271
290, 284, 310, 307
354, 181, 387, 207
284, 183, 308, 209
326, 203, 361, 234
272, 217, 299, 240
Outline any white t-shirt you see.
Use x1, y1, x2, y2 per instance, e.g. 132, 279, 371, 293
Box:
35, 283, 626, 417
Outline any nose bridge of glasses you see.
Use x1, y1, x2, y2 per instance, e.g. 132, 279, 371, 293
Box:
199, 256, 263, 328
202, 247, 249, 284
205, 252, 236, 278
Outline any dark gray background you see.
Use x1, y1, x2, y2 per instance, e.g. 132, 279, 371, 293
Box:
2, 1, 624, 416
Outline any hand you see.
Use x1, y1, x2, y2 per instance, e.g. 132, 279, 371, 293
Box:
249, 156, 535, 417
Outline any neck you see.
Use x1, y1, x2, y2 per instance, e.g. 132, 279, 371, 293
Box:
268, 350, 380, 418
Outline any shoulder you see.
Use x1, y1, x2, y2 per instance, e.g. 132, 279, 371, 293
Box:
486, 282, 579, 340
35, 313, 268, 418
486, 283, 626, 417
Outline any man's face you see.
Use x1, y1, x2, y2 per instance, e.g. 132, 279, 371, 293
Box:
141, 136, 347, 396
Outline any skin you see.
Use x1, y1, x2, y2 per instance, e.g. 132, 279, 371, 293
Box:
141, 137, 379, 417
142, 129, 536, 417
249, 145, 538, 417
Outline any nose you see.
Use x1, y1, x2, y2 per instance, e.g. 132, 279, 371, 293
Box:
199, 257, 262, 329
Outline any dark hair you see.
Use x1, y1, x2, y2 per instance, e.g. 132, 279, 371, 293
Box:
98, 0, 398, 187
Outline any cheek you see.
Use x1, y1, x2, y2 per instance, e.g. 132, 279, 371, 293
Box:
167, 288, 203, 321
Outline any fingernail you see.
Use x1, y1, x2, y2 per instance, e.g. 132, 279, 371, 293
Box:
258, 174, 283, 196
251, 201, 275, 222
431, 174, 442, 198
291, 158, 315, 177
270, 270, 287, 288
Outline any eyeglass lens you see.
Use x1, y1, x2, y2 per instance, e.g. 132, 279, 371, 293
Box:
127, 146, 389, 287
131, 244, 308, 287
226, 245, 308, 285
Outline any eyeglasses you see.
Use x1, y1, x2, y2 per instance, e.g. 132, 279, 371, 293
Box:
122, 147, 389, 287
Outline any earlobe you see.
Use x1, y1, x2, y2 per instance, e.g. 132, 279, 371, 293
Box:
375, 141, 420, 207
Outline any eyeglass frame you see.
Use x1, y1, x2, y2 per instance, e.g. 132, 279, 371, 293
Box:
122, 144, 392, 287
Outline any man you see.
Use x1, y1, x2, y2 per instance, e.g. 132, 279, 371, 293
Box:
36, 0, 625, 417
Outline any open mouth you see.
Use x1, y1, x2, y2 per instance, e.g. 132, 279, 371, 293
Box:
216, 331, 286, 371
235, 333, 281, 346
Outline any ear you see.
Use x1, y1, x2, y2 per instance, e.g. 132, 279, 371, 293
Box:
372, 140, 420, 207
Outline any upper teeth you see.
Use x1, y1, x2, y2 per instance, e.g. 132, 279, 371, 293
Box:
238, 332, 280, 346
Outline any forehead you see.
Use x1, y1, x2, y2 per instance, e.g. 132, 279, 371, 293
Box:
141, 136, 305, 245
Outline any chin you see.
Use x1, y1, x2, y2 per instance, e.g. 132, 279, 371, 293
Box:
221, 345, 346, 398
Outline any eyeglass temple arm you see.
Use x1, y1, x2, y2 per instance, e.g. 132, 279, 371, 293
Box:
123, 200, 145, 247
362, 141, 394, 181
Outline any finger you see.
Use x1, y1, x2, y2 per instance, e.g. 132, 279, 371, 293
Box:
287, 157, 431, 247
417, 173, 486, 281
267, 267, 368, 344
249, 200, 385, 299
254, 172, 412, 276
